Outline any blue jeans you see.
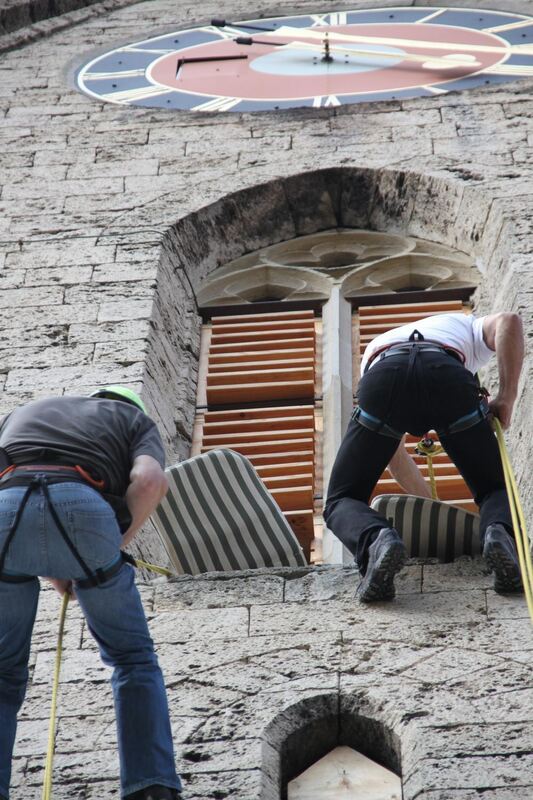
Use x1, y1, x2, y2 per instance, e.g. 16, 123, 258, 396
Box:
0, 481, 181, 798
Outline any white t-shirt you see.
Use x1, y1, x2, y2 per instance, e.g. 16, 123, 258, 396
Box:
360, 313, 494, 375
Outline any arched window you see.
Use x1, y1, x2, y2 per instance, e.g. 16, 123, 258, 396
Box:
191, 228, 480, 563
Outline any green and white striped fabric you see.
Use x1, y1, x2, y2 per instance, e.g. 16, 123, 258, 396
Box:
152, 448, 307, 574
370, 494, 481, 561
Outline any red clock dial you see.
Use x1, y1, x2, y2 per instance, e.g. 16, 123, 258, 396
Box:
150, 23, 508, 101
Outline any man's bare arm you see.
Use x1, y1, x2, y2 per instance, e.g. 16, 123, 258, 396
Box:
482, 312, 524, 429
388, 436, 432, 498
122, 454, 169, 547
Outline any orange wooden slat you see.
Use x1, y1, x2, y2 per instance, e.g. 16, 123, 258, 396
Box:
255, 461, 314, 477
209, 337, 315, 354
202, 428, 315, 446
204, 406, 314, 422
271, 486, 314, 512
209, 358, 315, 374
206, 381, 315, 405
358, 300, 465, 316
203, 415, 314, 435
360, 318, 461, 336
248, 451, 315, 466
201, 437, 315, 456
211, 318, 315, 335
210, 328, 315, 345
209, 348, 315, 365
262, 473, 314, 490
206, 367, 314, 386
211, 309, 315, 325
358, 309, 464, 326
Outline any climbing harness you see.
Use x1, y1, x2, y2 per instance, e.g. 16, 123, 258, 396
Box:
357, 333, 487, 441
0, 471, 128, 588
493, 419, 533, 625
352, 406, 404, 440
354, 397, 489, 443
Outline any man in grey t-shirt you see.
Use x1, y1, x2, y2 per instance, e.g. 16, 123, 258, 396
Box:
0, 387, 181, 800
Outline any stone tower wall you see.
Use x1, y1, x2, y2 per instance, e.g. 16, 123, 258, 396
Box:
1, 1, 532, 798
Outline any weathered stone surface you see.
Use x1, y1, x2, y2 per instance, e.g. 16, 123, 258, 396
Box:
155, 573, 285, 610
2, 1, 533, 798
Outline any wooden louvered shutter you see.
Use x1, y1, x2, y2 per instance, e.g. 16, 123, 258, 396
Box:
193, 309, 319, 559
355, 300, 477, 513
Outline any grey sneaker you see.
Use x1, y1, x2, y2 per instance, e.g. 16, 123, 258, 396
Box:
483, 524, 523, 594
357, 527, 407, 602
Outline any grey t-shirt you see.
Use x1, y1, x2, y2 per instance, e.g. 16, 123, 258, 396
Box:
0, 395, 165, 497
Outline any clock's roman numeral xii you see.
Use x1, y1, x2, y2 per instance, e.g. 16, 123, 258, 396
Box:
310, 13, 348, 27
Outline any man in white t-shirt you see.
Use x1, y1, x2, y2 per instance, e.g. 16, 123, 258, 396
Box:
324, 311, 524, 603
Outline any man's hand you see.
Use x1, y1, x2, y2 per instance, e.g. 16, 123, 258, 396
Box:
482, 312, 524, 430
122, 455, 169, 548
47, 578, 73, 597
488, 395, 514, 430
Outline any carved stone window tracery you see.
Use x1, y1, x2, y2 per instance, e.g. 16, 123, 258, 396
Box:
197, 228, 478, 306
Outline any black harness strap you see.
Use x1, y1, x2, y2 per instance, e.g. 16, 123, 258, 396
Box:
0, 475, 131, 588
357, 330, 489, 440
0, 479, 39, 583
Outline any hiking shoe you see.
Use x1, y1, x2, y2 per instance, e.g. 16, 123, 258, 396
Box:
483, 524, 523, 594
125, 787, 181, 800
357, 527, 407, 603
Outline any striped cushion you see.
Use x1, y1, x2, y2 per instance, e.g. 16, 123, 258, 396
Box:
152, 448, 307, 574
370, 494, 481, 561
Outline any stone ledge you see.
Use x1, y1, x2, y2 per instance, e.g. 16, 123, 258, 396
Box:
0, 0, 139, 52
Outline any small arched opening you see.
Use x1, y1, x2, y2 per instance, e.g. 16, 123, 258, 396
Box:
262, 693, 402, 800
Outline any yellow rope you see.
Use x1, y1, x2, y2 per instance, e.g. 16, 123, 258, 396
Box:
42, 591, 70, 800
42, 558, 174, 798
493, 418, 533, 623
415, 436, 444, 500
132, 558, 174, 578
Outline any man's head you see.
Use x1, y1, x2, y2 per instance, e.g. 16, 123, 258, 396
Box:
89, 385, 146, 414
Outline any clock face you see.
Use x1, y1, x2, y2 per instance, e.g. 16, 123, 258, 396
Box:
75, 6, 533, 111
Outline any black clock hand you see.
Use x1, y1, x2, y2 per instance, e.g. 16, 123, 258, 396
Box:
211, 18, 275, 33
236, 35, 335, 63
235, 36, 285, 47
234, 36, 466, 68
176, 54, 248, 78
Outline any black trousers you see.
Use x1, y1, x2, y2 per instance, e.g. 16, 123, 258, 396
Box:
324, 349, 512, 571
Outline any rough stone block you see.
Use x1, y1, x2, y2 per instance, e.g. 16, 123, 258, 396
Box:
154, 573, 285, 610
